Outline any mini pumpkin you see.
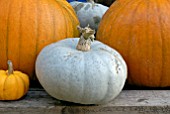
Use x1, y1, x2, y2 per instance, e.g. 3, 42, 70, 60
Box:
0, 60, 29, 100
70, 0, 108, 31
36, 25, 127, 104
97, 0, 170, 87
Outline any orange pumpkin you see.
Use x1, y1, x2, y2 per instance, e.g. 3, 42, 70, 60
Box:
0, 60, 29, 100
97, 0, 170, 87
0, 0, 79, 80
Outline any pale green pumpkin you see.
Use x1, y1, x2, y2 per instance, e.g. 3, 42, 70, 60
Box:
36, 26, 127, 104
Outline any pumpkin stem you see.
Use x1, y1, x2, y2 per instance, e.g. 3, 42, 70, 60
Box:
87, 0, 96, 8
76, 25, 95, 51
7, 60, 14, 75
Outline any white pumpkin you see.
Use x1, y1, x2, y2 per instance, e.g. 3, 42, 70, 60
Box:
70, 1, 108, 31
36, 26, 127, 104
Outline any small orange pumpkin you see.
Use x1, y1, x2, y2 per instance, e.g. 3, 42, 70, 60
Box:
97, 0, 170, 87
0, 60, 29, 100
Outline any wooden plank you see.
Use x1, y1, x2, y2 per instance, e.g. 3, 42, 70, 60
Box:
0, 89, 170, 114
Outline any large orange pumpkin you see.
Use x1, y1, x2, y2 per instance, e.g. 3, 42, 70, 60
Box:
0, 0, 79, 80
97, 0, 170, 87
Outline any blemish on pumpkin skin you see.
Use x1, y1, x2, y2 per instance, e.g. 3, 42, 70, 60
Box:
63, 52, 73, 61
99, 48, 112, 54
99, 47, 121, 74
74, 3, 84, 11
93, 16, 101, 25
84, 4, 91, 10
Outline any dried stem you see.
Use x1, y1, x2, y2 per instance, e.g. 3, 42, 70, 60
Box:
7, 60, 14, 75
87, 0, 96, 8
76, 25, 95, 51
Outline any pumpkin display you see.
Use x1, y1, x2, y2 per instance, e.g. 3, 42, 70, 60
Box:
0, 60, 29, 100
0, 0, 79, 80
97, 0, 170, 87
36, 25, 127, 104
70, 0, 108, 31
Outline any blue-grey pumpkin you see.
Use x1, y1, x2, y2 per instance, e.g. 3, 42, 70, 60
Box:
36, 38, 127, 104
70, 1, 108, 31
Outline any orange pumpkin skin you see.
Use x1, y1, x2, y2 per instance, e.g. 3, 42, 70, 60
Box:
0, 70, 29, 100
0, 0, 79, 80
97, 0, 170, 87
0, 60, 29, 100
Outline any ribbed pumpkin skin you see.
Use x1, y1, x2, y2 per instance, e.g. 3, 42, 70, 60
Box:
0, 0, 79, 80
70, 1, 108, 31
97, 0, 170, 87
0, 70, 29, 100
36, 38, 127, 104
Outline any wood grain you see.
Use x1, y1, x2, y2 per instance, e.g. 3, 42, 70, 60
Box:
0, 89, 170, 114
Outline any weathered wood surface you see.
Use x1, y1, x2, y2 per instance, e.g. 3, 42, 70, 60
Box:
0, 89, 170, 114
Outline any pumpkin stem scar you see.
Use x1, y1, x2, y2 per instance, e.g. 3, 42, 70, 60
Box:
7, 60, 14, 75
76, 25, 95, 51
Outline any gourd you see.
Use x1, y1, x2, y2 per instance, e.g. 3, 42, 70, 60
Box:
0, 0, 79, 80
70, 0, 108, 31
0, 60, 29, 100
36, 25, 127, 104
97, 0, 170, 87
